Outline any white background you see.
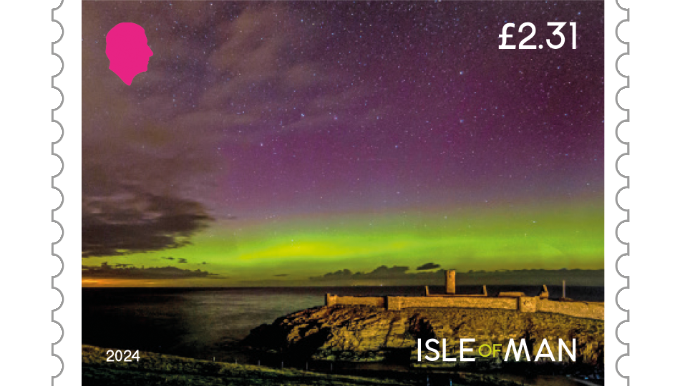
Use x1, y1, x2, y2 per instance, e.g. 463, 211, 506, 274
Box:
0, 0, 671, 384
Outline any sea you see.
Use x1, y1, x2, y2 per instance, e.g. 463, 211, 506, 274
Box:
83, 285, 604, 385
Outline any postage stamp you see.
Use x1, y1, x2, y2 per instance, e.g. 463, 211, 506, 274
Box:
51, 0, 628, 385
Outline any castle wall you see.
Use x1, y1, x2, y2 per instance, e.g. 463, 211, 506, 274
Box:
537, 299, 604, 320
518, 296, 538, 313
325, 294, 385, 307
387, 296, 517, 311
326, 293, 603, 320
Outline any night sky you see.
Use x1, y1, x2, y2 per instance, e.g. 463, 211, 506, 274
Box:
82, 1, 604, 287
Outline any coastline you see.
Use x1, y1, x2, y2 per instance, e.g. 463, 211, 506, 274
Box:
82, 288, 605, 385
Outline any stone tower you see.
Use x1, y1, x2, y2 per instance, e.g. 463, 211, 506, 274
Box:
445, 269, 456, 294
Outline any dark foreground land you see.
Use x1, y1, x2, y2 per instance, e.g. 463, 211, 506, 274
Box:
244, 306, 604, 369
83, 345, 407, 386
83, 345, 533, 386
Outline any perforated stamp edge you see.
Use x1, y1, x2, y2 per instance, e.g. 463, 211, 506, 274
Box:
48, 0, 631, 384
614, 0, 630, 384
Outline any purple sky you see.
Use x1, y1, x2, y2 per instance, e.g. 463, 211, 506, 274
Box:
83, 1, 604, 286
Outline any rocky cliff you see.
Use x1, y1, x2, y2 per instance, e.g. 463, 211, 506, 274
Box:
243, 305, 603, 371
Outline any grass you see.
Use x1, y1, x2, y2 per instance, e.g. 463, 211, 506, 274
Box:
83, 345, 532, 386
82, 345, 412, 386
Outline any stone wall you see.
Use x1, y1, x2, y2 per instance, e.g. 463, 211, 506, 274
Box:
325, 293, 603, 320
325, 294, 385, 307
538, 299, 604, 320
387, 296, 517, 311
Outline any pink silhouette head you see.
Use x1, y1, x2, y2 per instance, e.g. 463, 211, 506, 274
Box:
106, 23, 153, 85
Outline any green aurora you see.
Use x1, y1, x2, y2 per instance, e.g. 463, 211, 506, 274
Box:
84, 200, 602, 286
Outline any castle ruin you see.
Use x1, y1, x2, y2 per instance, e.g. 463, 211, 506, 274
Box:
325, 269, 602, 320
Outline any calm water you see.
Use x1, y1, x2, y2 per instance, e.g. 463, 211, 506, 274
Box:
83, 285, 602, 362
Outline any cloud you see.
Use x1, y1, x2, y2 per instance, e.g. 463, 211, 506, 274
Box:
416, 263, 441, 271
177, 258, 188, 264
82, 2, 380, 241
82, 262, 220, 280
82, 2, 371, 232
310, 265, 604, 286
161, 256, 175, 261
367, 265, 410, 277
310, 265, 410, 281
82, 192, 212, 257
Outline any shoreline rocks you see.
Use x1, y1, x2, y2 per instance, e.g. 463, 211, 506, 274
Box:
243, 305, 603, 373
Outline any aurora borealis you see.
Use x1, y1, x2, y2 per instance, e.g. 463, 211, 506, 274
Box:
83, 1, 604, 287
